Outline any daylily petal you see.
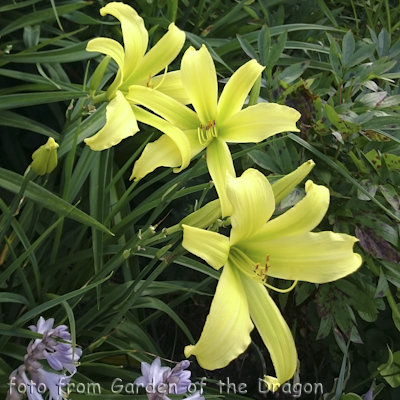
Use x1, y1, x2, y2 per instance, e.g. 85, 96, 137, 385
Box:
217, 59, 264, 122
206, 139, 236, 218
239, 231, 362, 283
132, 105, 191, 173
148, 71, 191, 104
252, 180, 329, 241
227, 169, 275, 245
86, 37, 124, 98
184, 262, 253, 369
123, 23, 185, 86
130, 134, 182, 181
127, 86, 199, 130
272, 160, 315, 204
84, 91, 138, 151
86, 38, 125, 70
182, 224, 230, 270
100, 2, 148, 77
130, 128, 207, 181
239, 272, 297, 387
219, 103, 300, 143
181, 45, 218, 124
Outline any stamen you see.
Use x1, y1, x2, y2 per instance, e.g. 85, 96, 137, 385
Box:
146, 73, 153, 88
253, 255, 297, 293
253, 255, 270, 282
197, 120, 218, 145
153, 66, 168, 90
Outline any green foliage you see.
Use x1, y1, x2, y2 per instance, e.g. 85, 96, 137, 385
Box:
1, 0, 400, 399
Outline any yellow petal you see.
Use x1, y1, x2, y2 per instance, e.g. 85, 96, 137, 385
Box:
100, 2, 148, 77
227, 169, 275, 246
182, 225, 230, 270
131, 127, 206, 180
217, 59, 264, 122
127, 85, 199, 130
219, 103, 300, 143
239, 231, 362, 283
123, 23, 185, 87
272, 160, 315, 204
239, 272, 297, 387
84, 91, 138, 151
86, 38, 125, 70
149, 71, 191, 104
184, 262, 253, 369
181, 45, 218, 123
86, 37, 124, 98
253, 180, 329, 241
130, 134, 182, 181
132, 105, 191, 173
206, 139, 236, 218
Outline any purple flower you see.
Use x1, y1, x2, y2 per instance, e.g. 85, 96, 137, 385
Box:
28, 317, 81, 375
135, 358, 170, 400
134, 358, 195, 400
9, 317, 80, 400
164, 360, 191, 394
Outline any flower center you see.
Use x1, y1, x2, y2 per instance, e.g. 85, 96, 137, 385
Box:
197, 120, 218, 145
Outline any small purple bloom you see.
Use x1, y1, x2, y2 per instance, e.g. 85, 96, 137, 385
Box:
28, 317, 81, 375
135, 358, 197, 400
164, 360, 191, 394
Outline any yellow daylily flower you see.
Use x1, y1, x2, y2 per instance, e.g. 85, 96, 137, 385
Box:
128, 45, 301, 216
84, 2, 188, 151
182, 169, 362, 388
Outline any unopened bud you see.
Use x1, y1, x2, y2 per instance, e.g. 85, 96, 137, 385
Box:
272, 160, 315, 204
31, 137, 59, 175
165, 200, 221, 234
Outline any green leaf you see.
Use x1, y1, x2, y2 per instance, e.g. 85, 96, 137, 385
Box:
341, 30, 355, 67
0, 293, 29, 307
324, 103, 361, 135
0, 168, 113, 235
0, 91, 88, 111
0, 2, 90, 36
0, 42, 95, 64
0, 110, 59, 139
340, 394, 362, 400
236, 34, 259, 61
347, 43, 377, 68
267, 30, 287, 69
377, 28, 391, 57
328, 33, 342, 79
334, 280, 377, 314
278, 61, 310, 83
288, 134, 400, 222
378, 348, 400, 387
316, 0, 339, 26
0, 0, 41, 12
217, 24, 342, 57
258, 24, 270, 67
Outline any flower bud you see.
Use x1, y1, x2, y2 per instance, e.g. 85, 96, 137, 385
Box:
31, 137, 59, 175
272, 160, 315, 204
165, 199, 221, 234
